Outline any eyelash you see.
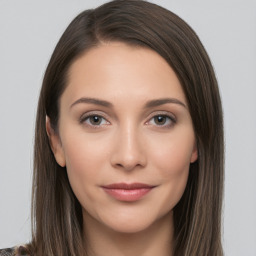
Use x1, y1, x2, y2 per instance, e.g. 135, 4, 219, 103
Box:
80, 112, 176, 129
146, 113, 176, 128
80, 112, 110, 128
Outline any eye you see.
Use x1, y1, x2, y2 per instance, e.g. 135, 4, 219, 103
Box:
147, 114, 176, 128
81, 114, 110, 127
153, 116, 168, 125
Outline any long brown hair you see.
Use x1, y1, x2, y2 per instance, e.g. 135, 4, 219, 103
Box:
29, 0, 224, 255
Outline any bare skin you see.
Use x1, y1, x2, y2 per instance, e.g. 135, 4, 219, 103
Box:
47, 42, 197, 256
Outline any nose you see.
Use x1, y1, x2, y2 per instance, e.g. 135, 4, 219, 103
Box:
110, 124, 147, 172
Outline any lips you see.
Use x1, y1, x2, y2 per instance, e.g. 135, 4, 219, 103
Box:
101, 183, 155, 202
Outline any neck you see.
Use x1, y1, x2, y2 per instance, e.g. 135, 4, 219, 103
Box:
83, 211, 174, 256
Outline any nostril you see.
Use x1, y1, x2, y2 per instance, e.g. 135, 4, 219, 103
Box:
113, 160, 145, 172
110, 131, 147, 171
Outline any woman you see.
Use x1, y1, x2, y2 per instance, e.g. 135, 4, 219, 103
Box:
0, 0, 224, 255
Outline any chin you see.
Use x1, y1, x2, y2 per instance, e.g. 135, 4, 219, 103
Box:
97, 208, 172, 235
105, 218, 156, 234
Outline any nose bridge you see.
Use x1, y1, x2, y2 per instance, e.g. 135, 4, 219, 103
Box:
111, 119, 146, 171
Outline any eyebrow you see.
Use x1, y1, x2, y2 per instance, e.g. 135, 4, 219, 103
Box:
70, 97, 186, 109
144, 98, 187, 109
70, 97, 113, 109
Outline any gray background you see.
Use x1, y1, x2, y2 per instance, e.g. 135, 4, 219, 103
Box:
0, 0, 255, 255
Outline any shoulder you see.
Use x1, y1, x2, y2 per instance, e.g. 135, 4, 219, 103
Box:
0, 248, 15, 256
0, 246, 30, 256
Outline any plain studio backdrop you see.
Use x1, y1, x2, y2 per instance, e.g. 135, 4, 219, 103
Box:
0, 0, 255, 255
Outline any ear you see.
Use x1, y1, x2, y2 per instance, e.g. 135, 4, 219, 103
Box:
46, 116, 66, 167
190, 142, 198, 163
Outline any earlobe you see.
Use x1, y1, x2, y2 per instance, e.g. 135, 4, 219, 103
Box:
46, 116, 66, 167
190, 143, 198, 163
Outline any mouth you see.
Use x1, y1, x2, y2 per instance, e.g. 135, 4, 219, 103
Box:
101, 183, 156, 202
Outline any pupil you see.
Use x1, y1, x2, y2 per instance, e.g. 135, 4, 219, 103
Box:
90, 116, 101, 125
155, 116, 166, 125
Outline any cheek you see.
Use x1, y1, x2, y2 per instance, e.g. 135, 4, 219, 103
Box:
151, 131, 194, 177
61, 132, 109, 203
149, 130, 194, 209
62, 128, 109, 171
155, 142, 190, 197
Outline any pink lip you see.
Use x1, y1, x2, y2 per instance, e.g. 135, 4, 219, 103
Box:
101, 183, 155, 202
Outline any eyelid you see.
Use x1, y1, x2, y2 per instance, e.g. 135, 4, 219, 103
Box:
146, 111, 176, 121
145, 111, 176, 127
79, 111, 111, 125
79, 110, 176, 127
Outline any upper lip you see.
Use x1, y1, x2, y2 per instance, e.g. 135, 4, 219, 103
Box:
102, 183, 155, 190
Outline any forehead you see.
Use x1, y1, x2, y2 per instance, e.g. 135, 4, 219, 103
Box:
62, 42, 186, 106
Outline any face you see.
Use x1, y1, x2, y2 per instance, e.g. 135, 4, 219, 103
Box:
47, 42, 197, 234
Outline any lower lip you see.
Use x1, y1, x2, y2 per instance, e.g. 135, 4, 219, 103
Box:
102, 188, 152, 202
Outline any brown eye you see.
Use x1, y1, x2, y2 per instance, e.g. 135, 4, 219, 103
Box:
147, 114, 176, 128
154, 115, 167, 125
81, 114, 109, 127
89, 116, 103, 125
